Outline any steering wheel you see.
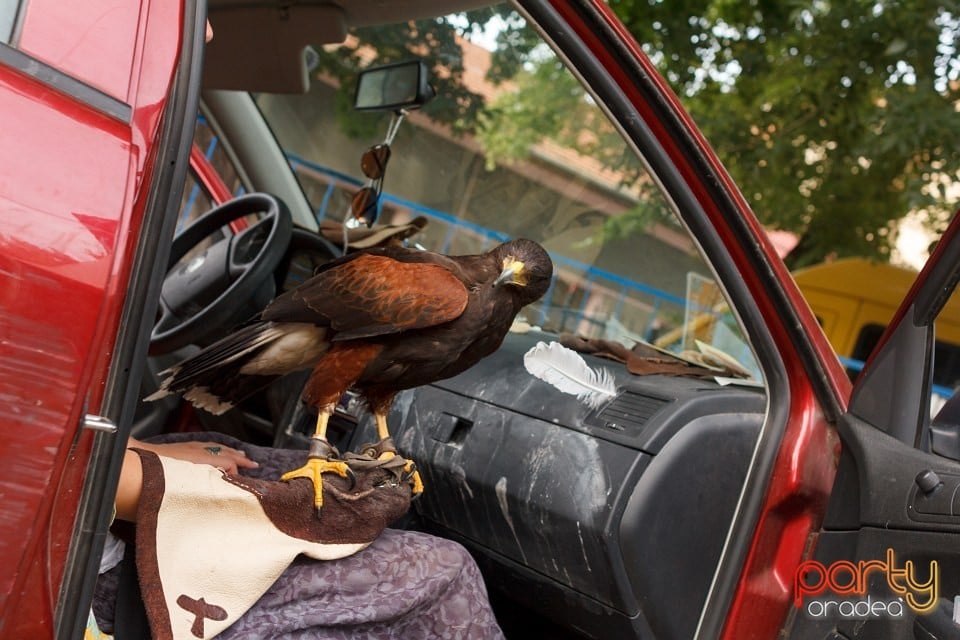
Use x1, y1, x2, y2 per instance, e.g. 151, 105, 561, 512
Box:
150, 193, 293, 354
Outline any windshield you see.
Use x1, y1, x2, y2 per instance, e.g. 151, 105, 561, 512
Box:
255, 3, 761, 381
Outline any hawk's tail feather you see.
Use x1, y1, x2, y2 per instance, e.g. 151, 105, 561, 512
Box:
159, 322, 283, 389
147, 321, 328, 415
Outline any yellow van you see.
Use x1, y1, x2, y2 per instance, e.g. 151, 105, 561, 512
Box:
792, 257, 960, 395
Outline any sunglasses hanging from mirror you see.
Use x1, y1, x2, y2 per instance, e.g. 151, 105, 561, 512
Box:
342, 60, 435, 253
343, 111, 403, 245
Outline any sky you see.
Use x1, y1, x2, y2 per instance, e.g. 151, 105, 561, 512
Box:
893, 214, 936, 271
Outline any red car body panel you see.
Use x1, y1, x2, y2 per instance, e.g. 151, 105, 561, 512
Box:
0, 0, 182, 633
18, 0, 142, 101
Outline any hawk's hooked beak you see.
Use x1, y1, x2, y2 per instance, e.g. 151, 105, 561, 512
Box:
495, 257, 527, 287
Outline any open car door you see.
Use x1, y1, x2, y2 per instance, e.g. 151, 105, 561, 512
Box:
791, 215, 960, 639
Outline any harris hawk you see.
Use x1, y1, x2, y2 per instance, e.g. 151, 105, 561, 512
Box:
148, 238, 553, 512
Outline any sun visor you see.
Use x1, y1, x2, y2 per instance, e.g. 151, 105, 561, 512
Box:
203, 5, 346, 94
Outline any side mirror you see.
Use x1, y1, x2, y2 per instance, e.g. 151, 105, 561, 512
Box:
353, 60, 435, 112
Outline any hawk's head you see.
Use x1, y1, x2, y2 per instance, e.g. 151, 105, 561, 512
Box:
491, 239, 553, 306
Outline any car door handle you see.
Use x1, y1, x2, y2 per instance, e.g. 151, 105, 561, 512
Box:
83, 414, 117, 433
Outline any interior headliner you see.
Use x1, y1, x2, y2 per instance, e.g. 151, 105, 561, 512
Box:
204, 0, 494, 92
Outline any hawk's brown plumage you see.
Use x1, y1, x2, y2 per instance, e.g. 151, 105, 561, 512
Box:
150, 238, 553, 425
150, 238, 551, 510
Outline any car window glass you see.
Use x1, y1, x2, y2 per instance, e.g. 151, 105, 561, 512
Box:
178, 171, 216, 234
0, 0, 20, 43
172, 116, 253, 271
928, 283, 960, 419
851, 321, 960, 396
255, 3, 761, 383
178, 116, 246, 230
195, 117, 245, 198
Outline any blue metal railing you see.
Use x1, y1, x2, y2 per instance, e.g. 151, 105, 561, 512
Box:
285, 151, 688, 339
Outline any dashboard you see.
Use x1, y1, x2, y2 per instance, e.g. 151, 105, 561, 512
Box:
348, 330, 765, 639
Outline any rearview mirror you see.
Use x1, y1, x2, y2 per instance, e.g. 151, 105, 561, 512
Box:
354, 60, 435, 112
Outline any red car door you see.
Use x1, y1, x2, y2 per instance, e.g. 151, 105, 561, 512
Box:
0, 1, 205, 637
788, 215, 960, 639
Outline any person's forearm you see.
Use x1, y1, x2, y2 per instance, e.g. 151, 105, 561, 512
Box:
114, 437, 258, 521
114, 447, 143, 522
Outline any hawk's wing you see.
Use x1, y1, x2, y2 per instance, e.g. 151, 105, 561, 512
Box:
262, 252, 470, 341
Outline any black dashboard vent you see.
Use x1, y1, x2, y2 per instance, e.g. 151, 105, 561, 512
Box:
593, 391, 669, 433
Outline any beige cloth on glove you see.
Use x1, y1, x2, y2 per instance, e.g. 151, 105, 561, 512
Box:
132, 447, 412, 639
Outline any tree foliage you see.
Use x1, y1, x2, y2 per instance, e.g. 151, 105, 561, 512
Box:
608, 0, 960, 267
479, 0, 960, 266
315, 1, 960, 267
312, 8, 509, 139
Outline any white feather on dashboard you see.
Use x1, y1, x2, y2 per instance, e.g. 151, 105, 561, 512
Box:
523, 341, 617, 409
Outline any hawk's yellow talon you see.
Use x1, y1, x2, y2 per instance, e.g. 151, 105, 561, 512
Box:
376, 451, 424, 494
375, 414, 423, 494
281, 458, 350, 509
408, 466, 424, 495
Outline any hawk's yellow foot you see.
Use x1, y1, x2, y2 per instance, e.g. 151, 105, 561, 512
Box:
281, 433, 353, 513
362, 442, 424, 496
281, 457, 352, 511
407, 463, 424, 495
370, 413, 425, 496
375, 451, 423, 496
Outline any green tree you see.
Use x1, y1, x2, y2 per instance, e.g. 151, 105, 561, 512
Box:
312, 8, 509, 139
314, 2, 960, 267
619, 0, 960, 266
483, 0, 960, 267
